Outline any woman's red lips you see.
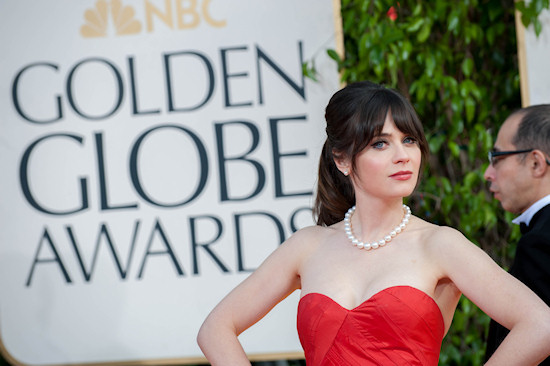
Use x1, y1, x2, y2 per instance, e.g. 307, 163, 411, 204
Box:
390, 171, 413, 180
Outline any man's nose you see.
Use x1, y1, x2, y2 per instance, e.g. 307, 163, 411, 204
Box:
484, 164, 494, 181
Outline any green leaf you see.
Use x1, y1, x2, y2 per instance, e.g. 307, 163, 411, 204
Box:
464, 171, 478, 189
426, 57, 436, 77
449, 141, 460, 157
448, 12, 460, 33
407, 18, 425, 32
428, 134, 446, 153
461, 58, 474, 77
441, 177, 452, 194
301, 61, 318, 81
535, 18, 543, 36
327, 49, 341, 62
417, 22, 432, 42
465, 96, 476, 122
401, 40, 413, 60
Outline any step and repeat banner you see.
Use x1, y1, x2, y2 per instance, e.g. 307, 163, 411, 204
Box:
0, 1, 342, 364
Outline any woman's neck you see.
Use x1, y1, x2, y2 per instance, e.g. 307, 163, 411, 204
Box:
349, 198, 407, 243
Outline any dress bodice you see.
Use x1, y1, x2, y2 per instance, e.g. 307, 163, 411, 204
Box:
297, 285, 445, 365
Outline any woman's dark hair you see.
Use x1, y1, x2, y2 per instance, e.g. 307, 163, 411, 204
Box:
314, 81, 429, 226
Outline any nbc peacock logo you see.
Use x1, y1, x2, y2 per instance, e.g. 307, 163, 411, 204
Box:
80, 0, 226, 38
81, 0, 141, 37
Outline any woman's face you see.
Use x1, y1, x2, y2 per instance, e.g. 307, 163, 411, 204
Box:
344, 112, 422, 201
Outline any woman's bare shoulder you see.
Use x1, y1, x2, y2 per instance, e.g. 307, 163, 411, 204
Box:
267, 224, 334, 270
286, 223, 339, 247
412, 216, 467, 239
410, 216, 471, 254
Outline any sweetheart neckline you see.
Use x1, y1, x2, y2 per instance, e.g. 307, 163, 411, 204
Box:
299, 285, 444, 322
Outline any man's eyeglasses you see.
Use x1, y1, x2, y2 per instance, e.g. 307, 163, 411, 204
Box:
487, 149, 533, 166
487, 149, 550, 166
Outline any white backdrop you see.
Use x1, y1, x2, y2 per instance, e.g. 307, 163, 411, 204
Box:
0, 0, 342, 364
517, 8, 550, 105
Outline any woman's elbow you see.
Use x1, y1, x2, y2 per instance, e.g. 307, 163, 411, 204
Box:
197, 318, 213, 350
197, 313, 232, 350
540, 311, 550, 338
528, 306, 550, 349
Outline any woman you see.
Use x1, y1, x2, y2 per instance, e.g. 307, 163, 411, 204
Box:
197, 81, 550, 365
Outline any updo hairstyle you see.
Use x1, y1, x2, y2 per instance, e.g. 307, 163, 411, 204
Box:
314, 81, 429, 226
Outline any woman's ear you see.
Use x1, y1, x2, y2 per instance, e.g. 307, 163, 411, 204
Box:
531, 150, 549, 178
333, 150, 350, 176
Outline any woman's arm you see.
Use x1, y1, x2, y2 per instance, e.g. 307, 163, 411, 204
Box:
433, 227, 550, 366
196, 227, 316, 365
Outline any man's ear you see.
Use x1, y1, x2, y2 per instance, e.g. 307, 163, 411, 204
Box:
531, 150, 548, 178
333, 150, 350, 176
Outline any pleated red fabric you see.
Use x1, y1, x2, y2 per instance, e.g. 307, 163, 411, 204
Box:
297, 286, 445, 366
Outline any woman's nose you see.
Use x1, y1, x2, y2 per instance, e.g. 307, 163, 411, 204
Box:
393, 145, 410, 163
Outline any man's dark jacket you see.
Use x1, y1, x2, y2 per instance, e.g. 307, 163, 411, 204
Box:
485, 203, 550, 363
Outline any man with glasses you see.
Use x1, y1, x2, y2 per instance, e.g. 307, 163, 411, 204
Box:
484, 104, 550, 364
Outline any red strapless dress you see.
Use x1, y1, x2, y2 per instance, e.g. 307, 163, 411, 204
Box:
297, 286, 445, 365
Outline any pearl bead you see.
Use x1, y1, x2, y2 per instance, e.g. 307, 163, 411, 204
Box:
343, 204, 411, 251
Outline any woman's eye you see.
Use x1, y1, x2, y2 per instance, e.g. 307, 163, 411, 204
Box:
372, 140, 386, 149
403, 136, 417, 144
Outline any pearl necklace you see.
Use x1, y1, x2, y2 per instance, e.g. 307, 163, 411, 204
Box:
344, 204, 411, 250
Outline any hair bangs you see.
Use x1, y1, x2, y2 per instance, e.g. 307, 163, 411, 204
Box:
389, 98, 423, 138
348, 91, 392, 156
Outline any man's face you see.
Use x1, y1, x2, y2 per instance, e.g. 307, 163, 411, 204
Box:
484, 114, 533, 214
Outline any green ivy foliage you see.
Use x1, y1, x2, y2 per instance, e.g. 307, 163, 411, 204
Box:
517, 0, 550, 36
322, 0, 547, 364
